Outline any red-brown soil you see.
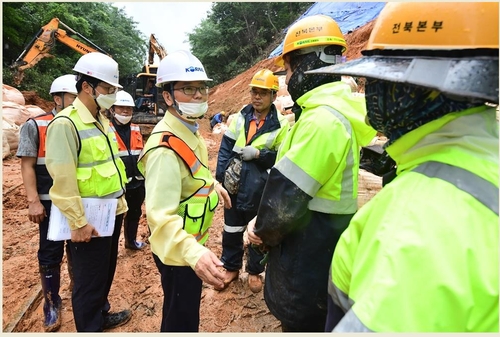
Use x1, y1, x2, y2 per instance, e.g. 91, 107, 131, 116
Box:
2, 22, 379, 332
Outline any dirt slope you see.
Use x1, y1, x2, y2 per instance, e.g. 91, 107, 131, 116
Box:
2, 22, 379, 332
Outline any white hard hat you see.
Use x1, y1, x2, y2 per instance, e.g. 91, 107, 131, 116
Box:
73, 52, 122, 88
156, 50, 212, 87
49, 74, 78, 95
113, 90, 135, 107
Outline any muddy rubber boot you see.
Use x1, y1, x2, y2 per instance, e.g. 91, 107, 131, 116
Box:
39, 265, 62, 332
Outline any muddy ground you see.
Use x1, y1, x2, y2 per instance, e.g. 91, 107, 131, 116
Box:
2, 22, 380, 332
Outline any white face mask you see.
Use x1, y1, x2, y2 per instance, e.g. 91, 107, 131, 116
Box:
95, 92, 117, 110
176, 101, 208, 119
114, 114, 132, 125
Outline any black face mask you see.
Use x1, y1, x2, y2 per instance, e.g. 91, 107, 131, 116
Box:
287, 52, 341, 121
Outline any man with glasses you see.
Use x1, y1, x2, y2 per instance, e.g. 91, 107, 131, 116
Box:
45, 52, 132, 332
137, 50, 231, 332
214, 69, 289, 293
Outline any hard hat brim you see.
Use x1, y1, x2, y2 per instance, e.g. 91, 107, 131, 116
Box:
306, 56, 499, 104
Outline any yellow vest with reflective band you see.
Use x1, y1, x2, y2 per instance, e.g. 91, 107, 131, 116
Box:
54, 108, 127, 199
276, 106, 359, 214
225, 111, 289, 152
329, 108, 499, 332
276, 82, 376, 214
141, 131, 219, 245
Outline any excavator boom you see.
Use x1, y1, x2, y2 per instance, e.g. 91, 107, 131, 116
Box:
11, 18, 110, 85
148, 33, 167, 65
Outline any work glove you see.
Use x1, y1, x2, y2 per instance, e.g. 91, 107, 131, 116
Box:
241, 146, 259, 161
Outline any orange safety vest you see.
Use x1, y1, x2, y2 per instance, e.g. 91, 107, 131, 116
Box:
33, 112, 55, 200
112, 124, 143, 157
152, 131, 218, 244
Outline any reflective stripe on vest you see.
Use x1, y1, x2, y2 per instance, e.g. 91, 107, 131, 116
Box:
156, 131, 218, 244
412, 161, 499, 215
276, 106, 356, 214
53, 112, 126, 199
110, 124, 144, 157
33, 113, 54, 200
231, 113, 284, 153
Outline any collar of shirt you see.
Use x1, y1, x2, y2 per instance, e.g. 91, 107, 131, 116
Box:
72, 98, 109, 132
175, 115, 199, 134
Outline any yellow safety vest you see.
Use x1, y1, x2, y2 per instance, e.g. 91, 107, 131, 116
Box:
53, 109, 127, 198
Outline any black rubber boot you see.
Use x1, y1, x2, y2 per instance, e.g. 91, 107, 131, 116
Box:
40, 264, 62, 332
124, 219, 145, 250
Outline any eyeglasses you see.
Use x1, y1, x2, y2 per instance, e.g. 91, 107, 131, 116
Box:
174, 86, 209, 96
98, 83, 119, 94
250, 89, 271, 97
89, 83, 118, 94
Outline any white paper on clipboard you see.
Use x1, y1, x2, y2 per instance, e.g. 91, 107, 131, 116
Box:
48, 198, 117, 241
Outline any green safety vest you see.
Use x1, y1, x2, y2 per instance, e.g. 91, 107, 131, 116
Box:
53, 108, 127, 199
141, 131, 218, 245
225, 110, 289, 152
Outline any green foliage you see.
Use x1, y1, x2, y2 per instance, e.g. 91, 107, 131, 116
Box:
3, 2, 313, 97
189, 2, 314, 85
2, 2, 147, 98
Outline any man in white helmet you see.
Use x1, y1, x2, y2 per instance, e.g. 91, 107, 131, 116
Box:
109, 90, 147, 250
137, 50, 231, 332
16, 74, 77, 332
45, 53, 131, 332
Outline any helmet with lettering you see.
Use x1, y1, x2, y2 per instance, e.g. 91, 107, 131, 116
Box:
156, 50, 212, 87
113, 90, 135, 107
49, 74, 78, 95
249, 69, 279, 91
275, 15, 347, 67
72, 52, 122, 88
306, 2, 499, 103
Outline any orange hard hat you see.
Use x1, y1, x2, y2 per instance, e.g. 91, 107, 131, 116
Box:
249, 69, 279, 91
275, 15, 347, 67
306, 2, 499, 103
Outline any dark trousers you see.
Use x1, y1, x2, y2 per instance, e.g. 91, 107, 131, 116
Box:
39, 200, 69, 267
153, 254, 202, 332
69, 213, 123, 332
123, 186, 145, 244
221, 196, 265, 275
325, 295, 345, 331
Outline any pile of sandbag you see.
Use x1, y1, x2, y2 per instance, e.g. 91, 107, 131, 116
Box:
3, 84, 46, 158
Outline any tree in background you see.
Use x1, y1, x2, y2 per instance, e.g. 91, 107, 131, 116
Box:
2, 2, 146, 100
189, 2, 313, 85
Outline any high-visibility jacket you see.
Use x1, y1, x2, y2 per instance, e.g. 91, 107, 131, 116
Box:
31, 110, 56, 200
215, 103, 289, 210
110, 121, 144, 188
330, 106, 499, 332
52, 107, 127, 199
137, 112, 218, 268
253, 82, 376, 329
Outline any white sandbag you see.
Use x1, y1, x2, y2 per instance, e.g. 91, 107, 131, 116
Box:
212, 123, 228, 135
2, 84, 25, 106
3, 132, 11, 159
2, 101, 30, 126
25, 105, 47, 118
2, 118, 20, 152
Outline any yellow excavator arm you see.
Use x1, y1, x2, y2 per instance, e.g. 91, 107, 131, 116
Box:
11, 18, 110, 85
148, 33, 167, 64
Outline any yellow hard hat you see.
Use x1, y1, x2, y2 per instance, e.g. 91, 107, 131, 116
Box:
306, 2, 499, 103
275, 15, 347, 67
249, 69, 279, 91
220, 111, 226, 116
